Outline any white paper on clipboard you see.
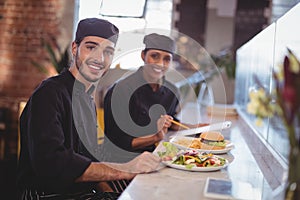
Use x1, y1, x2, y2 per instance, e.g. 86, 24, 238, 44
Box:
174, 121, 232, 136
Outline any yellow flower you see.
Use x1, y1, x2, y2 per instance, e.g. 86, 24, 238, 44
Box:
247, 87, 275, 125
289, 53, 300, 74
255, 118, 264, 127
248, 90, 256, 100
274, 63, 284, 82
259, 106, 269, 117
247, 101, 257, 114
257, 88, 267, 99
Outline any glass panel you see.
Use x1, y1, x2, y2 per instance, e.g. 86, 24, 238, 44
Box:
271, 3, 300, 160
235, 23, 276, 139
274, 3, 300, 61
235, 3, 300, 162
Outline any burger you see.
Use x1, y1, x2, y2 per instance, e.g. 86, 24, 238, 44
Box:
199, 131, 226, 150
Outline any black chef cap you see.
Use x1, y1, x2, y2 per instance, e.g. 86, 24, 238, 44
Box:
75, 18, 119, 44
143, 33, 176, 54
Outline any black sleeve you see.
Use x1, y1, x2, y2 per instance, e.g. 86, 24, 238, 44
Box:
26, 83, 91, 187
104, 86, 134, 152
170, 86, 181, 123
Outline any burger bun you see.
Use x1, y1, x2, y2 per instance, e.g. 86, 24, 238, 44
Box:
200, 131, 224, 141
199, 131, 226, 150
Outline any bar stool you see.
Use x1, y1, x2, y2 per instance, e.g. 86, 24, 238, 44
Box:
197, 81, 214, 106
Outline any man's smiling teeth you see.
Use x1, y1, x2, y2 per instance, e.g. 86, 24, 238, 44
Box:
89, 65, 103, 70
153, 68, 163, 72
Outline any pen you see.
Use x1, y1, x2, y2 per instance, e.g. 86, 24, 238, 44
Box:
170, 120, 190, 130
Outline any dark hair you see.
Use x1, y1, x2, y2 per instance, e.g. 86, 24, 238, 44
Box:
143, 48, 174, 56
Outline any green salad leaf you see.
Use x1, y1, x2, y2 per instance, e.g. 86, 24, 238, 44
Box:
208, 141, 226, 147
185, 164, 194, 169
157, 142, 179, 158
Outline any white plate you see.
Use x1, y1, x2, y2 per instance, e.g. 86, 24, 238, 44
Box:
162, 158, 229, 172
174, 121, 232, 136
169, 136, 234, 154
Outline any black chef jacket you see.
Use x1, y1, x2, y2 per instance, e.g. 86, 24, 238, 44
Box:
103, 67, 180, 162
17, 69, 102, 194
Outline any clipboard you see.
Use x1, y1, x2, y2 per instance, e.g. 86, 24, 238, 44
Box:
174, 121, 232, 136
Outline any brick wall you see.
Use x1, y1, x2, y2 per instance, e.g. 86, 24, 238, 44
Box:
0, 0, 74, 159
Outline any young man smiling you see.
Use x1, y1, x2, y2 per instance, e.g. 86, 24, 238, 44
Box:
17, 18, 161, 200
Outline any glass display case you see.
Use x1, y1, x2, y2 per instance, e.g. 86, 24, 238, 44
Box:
235, 3, 300, 162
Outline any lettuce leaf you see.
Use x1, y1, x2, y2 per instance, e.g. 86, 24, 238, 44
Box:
157, 142, 179, 159
208, 141, 226, 147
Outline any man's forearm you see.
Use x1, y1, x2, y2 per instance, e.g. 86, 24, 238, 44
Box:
76, 162, 134, 182
76, 151, 161, 183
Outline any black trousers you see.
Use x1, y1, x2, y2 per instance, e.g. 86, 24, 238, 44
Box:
18, 189, 120, 200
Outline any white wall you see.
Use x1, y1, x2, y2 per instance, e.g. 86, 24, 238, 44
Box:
205, 5, 236, 104
205, 4, 235, 55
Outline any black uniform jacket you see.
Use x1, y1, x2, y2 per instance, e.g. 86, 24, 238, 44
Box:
103, 67, 180, 162
17, 69, 102, 194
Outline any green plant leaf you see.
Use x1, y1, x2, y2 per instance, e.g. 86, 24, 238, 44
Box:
31, 60, 49, 75
44, 42, 59, 69
31, 38, 70, 75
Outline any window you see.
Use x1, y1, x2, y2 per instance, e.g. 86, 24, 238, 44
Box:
99, 0, 147, 18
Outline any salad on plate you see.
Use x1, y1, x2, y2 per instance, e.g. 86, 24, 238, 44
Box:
157, 142, 228, 171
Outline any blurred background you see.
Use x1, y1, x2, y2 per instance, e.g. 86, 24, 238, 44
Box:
0, 0, 300, 198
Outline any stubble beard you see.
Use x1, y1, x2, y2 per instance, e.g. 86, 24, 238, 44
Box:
75, 54, 99, 83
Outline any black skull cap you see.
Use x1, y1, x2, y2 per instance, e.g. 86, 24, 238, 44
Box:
143, 33, 176, 54
75, 18, 119, 44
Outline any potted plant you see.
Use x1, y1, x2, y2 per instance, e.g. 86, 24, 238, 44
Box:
32, 36, 70, 75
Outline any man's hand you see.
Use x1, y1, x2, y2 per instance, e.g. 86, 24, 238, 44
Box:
103, 152, 161, 180
124, 151, 161, 173
77, 152, 161, 182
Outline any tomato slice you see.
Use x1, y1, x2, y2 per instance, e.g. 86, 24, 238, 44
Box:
195, 163, 203, 167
